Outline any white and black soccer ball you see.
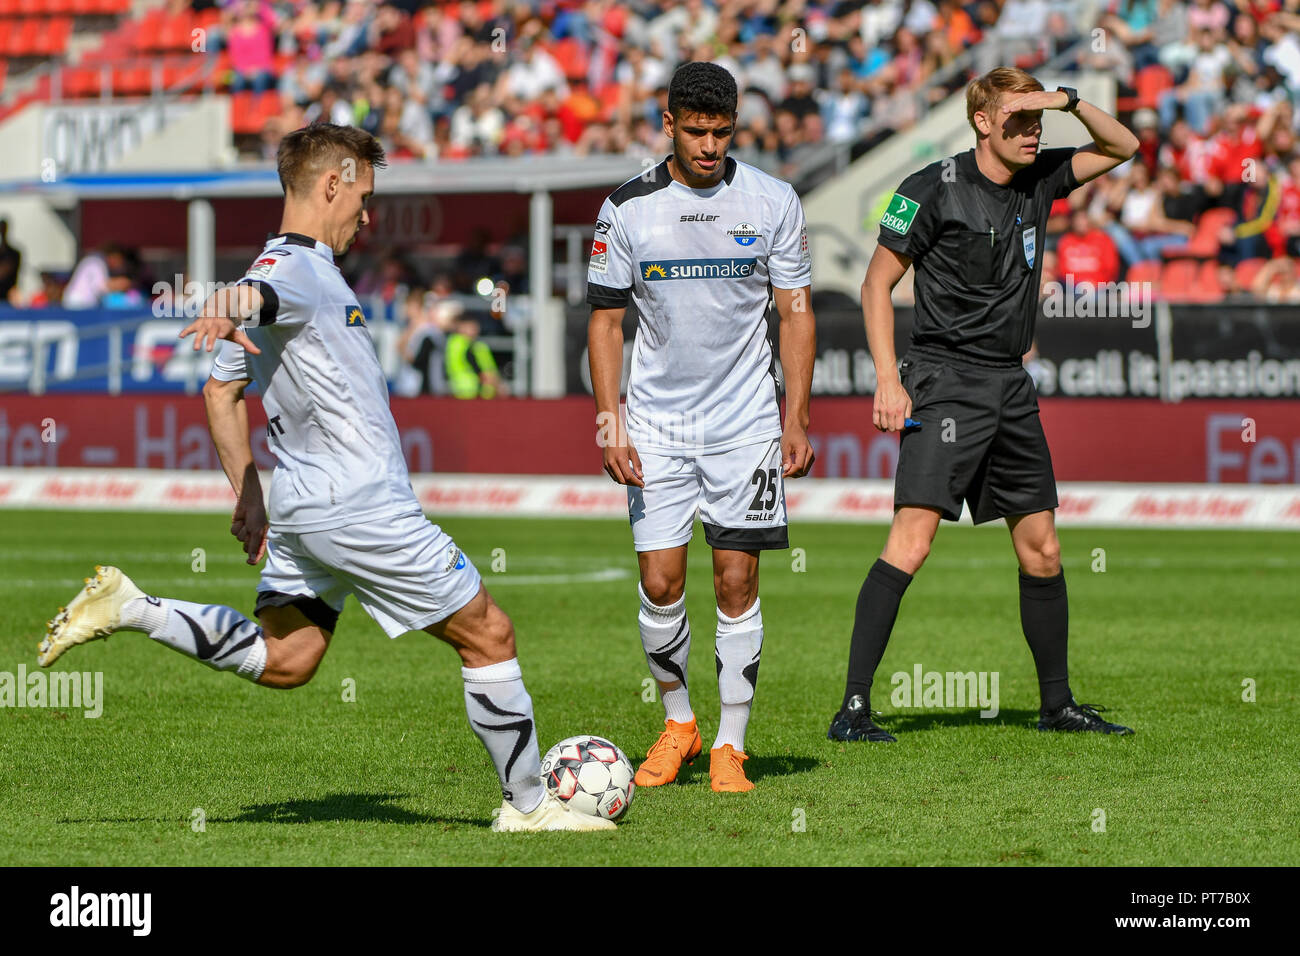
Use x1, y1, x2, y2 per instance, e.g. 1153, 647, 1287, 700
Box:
540, 735, 635, 821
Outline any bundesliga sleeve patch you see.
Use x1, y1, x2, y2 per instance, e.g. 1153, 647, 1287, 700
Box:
880, 193, 921, 235
590, 239, 608, 273
245, 256, 280, 279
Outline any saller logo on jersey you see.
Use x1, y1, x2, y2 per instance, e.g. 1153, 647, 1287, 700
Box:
641, 258, 757, 280
881, 193, 921, 235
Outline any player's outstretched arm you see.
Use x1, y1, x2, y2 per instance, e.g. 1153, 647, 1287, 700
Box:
180, 285, 265, 354
588, 306, 644, 487
203, 375, 267, 565
863, 246, 912, 433
773, 285, 816, 478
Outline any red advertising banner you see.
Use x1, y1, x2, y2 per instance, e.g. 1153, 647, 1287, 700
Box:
1, 395, 1298, 483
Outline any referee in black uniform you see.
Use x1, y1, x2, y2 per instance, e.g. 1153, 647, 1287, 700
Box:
828, 68, 1141, 742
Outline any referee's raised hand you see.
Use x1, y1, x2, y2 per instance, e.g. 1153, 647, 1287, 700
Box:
998, 90, 1065, 115
873, 376, 912, 433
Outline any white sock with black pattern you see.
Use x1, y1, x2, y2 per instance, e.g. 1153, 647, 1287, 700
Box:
121, 596, 267, 681
462, 658, 545, 813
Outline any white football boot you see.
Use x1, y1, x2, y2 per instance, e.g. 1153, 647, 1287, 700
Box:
37, 565, 147, 667
491, 792, 617, 832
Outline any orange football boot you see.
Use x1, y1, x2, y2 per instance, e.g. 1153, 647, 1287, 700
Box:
634, 718, 703, 787
709, 744, 755, 792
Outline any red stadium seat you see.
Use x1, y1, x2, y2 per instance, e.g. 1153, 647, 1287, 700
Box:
10, 17, 42, 56
229, 90, 258, 133
1194, 259, 1224, 303
158, 11, 192, 52
34, 16, 72, 56
550, 37, 589, 81
1235, 258, 1268, 291
255, 88, 280, 123
112, 63, 152, 96
1116, 65, 1174, 113
0, 22, 12, 57
60, 65, 102, 97
133, 9, 164, 52
229, 91, 282, 135
0, 0, 22, 15
1126, 261, 1163, 298
1161, 260, 1200, 302
1163, 207, 1237, 258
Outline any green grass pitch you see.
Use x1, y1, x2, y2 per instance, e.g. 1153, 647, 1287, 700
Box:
2, 510, 1297, 866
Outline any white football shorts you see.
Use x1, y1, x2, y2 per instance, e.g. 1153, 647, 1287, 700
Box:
255, 510, 482, 638
628, 437, 789, 553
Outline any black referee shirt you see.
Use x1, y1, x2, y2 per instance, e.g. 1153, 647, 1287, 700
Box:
877, 147, 1079, 362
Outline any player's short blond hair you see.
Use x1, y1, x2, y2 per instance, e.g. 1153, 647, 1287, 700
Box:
276, 122, 387, 197
966, 67, 1044, 134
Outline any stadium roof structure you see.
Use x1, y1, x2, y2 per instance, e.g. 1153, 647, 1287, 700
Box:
0, 153, 649, 201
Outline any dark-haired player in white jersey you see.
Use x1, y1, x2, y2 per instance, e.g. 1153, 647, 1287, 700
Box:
36, 123, 610, 831
588, 62, 817, 793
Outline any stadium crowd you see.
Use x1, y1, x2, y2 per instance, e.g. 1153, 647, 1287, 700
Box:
214, 0, 1049, 169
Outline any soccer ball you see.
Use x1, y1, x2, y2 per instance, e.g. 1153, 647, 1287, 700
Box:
540, 735, 635, 821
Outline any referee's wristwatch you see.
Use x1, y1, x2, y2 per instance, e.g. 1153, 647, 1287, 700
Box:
1056, 86, 1080, 113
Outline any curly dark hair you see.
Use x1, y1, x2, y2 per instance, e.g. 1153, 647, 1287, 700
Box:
667, 62, 738, 120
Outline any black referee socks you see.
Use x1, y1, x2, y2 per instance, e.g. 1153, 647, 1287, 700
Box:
1018, 570, 1074, 715
841, 559, 914, 711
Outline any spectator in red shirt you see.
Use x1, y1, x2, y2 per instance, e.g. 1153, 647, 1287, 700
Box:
1057, 209, 1122, 287
1208, 104, 1264, 208
1132, 107, 1161, 174
1276, 154, 1300, 256
371, 4, 416, 57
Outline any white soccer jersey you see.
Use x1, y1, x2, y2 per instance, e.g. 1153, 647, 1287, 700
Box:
210, 233, 420, 533
587, 155, 812, 454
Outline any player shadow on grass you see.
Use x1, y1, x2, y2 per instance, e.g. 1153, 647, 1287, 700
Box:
218, 792, 490, 827
59, 792, 490, 828
881, 709, 1041, 734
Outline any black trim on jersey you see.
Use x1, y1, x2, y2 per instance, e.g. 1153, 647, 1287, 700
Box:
703, 522, 789, 551
765, 282, 782, 408
587, 282, 630, 308
255, 590, 340, 633
608, 154, 736, 208
271, 232, 322, 248
237, 278, 280, 326
609, 158, 672, 207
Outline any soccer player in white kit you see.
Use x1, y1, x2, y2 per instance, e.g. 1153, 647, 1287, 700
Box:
36, 123, 610, 832
587, 63, 817, 792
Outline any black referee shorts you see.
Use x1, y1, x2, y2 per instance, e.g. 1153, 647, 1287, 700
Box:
893, 347, 1058, 524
